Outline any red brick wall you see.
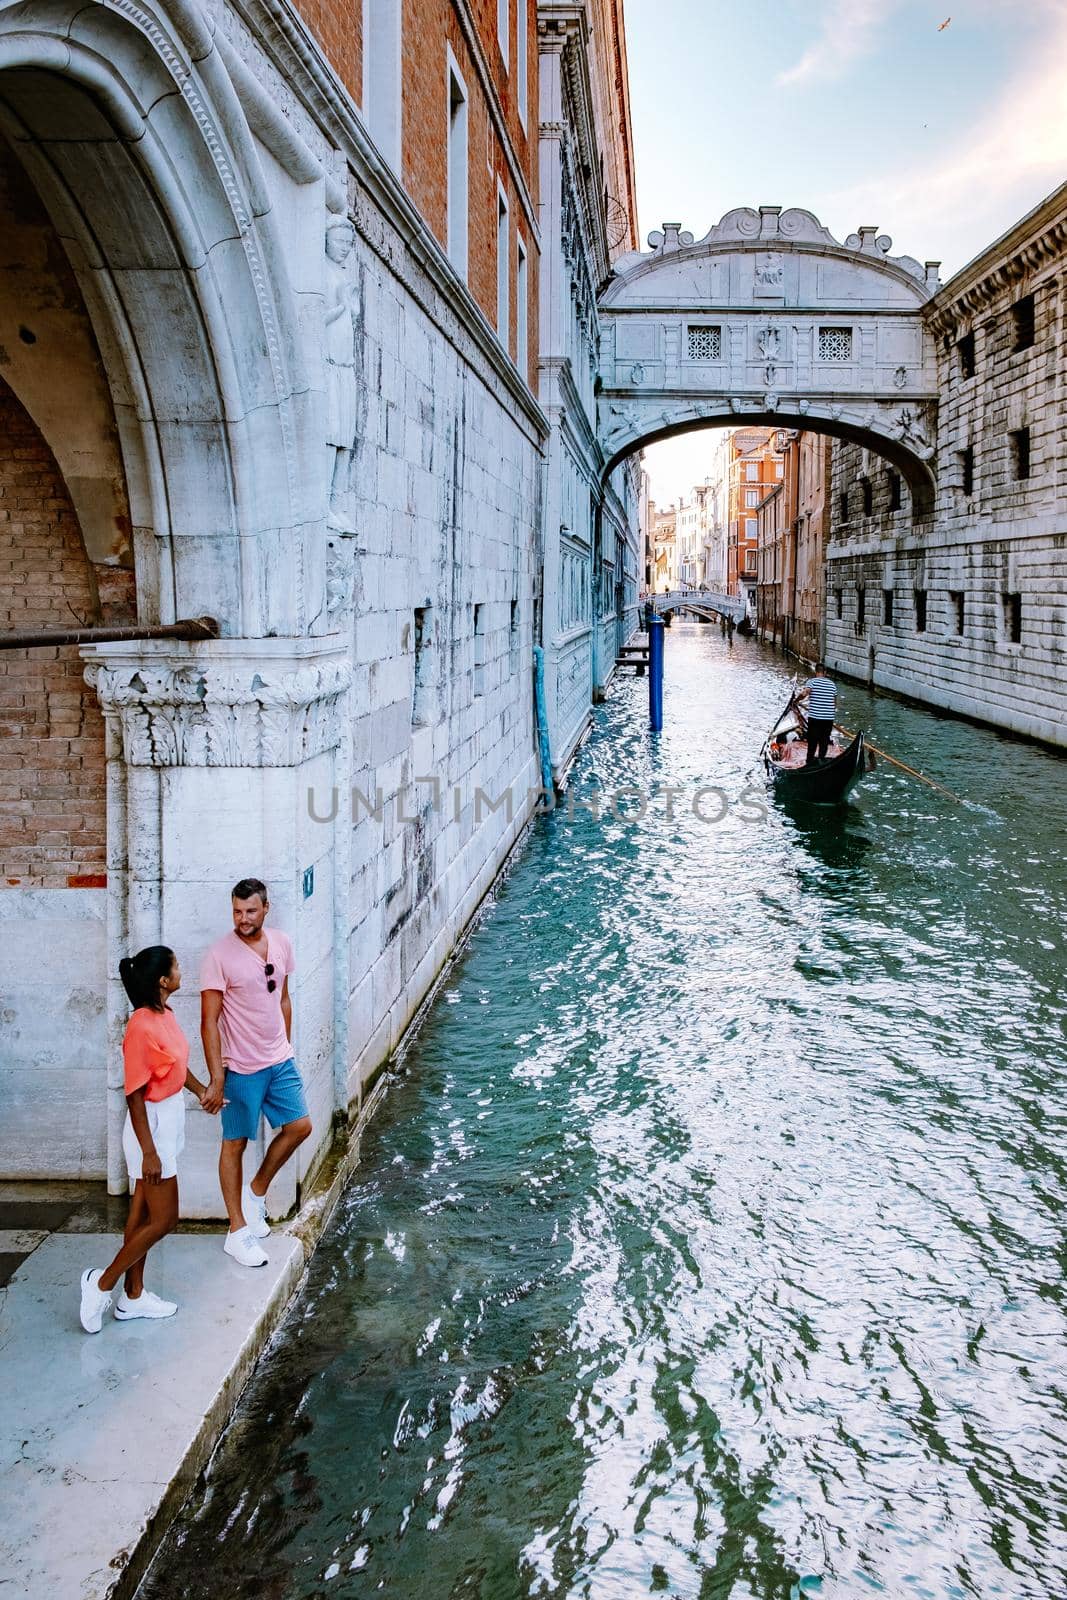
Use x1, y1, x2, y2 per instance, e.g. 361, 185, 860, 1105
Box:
296, 0, 362, 107
0, 379, 107, 888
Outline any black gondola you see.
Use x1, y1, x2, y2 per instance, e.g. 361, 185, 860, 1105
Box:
763, 689, 868, 804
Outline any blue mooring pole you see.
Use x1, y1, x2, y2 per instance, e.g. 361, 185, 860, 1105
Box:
647, 615, 665, 732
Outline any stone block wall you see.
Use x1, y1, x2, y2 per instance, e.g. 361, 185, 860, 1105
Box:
824, 190, 1067, 748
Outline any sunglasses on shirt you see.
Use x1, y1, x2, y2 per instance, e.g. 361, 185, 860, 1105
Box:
264, 962, 276, 994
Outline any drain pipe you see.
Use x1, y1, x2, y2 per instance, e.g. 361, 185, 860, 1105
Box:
532, 644, 555, 803
0, 617, 219, 649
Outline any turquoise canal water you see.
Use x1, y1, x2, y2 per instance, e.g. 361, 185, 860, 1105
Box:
141, 626, 1067, 1600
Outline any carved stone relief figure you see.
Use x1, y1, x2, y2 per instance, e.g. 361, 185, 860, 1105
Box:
758, 326, 781, 359
325, 530, 358, 617
754, 253, 784, 294
894, 365, 908, 389
896, 405, 935, 461
324, 217, 360, 532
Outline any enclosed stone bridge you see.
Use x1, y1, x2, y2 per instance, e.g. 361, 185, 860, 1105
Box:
597, 206, 941, 512
654, 589, 746, 624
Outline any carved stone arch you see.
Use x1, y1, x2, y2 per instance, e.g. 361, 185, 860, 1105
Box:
0, 0, 319, 638
597, 204, 941, 515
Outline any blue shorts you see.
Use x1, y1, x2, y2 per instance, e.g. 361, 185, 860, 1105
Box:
221, 1058, 309, 1143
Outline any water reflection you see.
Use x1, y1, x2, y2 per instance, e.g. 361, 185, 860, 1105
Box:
141, 625, 1067, 1600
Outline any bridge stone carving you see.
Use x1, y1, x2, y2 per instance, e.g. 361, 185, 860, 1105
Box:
598, 206, 941, 513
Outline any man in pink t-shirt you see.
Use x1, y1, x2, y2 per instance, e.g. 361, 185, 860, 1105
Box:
200, 877, 312, 1268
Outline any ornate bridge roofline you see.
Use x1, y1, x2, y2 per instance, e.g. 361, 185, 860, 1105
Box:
596, 205, 942, 513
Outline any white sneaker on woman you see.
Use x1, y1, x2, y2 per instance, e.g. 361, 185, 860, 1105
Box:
223, 1226, 268, 1268
241, 1183, 270, 1240
79, 1267, 112, 1334
114, 1289, 178, 1320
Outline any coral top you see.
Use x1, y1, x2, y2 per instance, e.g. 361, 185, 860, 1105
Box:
123, 1007, 189, 1102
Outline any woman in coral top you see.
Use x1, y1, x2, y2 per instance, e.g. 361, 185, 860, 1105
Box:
79, 946, 213, 1333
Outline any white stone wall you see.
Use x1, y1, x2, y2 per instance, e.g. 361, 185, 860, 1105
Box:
825, 190, 1067, 748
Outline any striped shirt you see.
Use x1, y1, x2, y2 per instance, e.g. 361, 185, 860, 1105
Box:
805, 676, 837, 719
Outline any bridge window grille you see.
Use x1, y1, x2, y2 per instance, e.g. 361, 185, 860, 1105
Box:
1009, 427, 1030, 480
888, 470, 902, 511
883, 589, 894, 626
914, 588, 928, 632
838, 490, 849, 523
949, 590, 965, 635
861, 477, 873, 516
687, 325, 722, 361
856, 586, 866, 633
818, 326, 853, 362
473, 604, 486, 698
835, 588, 843, 619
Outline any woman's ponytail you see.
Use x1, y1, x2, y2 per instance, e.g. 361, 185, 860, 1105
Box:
119, 946, 175, 1011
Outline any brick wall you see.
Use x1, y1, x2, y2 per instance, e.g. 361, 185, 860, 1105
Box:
0, 378, 106, 887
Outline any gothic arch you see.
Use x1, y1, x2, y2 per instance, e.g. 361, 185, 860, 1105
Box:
0, 0, 319, 637
597, 206, 941, 515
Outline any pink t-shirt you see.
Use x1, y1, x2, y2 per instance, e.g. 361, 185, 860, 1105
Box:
199, 929, 295, 1074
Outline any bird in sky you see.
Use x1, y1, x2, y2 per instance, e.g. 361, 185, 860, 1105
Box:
938, 16, 952, 29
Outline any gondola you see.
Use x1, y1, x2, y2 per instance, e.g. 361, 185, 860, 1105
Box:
762, 687, 868, 804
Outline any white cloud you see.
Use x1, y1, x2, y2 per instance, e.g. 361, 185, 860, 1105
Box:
776, 0, 891, 87
822, 10, 1067, 273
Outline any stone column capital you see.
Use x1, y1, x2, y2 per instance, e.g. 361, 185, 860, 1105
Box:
82, 636, 352, 767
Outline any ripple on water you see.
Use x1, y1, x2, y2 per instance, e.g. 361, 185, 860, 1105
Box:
140, 626, 1067, 1600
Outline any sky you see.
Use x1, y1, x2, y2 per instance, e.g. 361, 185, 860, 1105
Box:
624, 0, 1067, 505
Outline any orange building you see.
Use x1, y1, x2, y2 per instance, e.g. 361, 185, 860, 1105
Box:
756, 431, 832, 661
726, 428, 784, 602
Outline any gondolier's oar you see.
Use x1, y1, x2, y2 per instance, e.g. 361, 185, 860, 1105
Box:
835, 725, 965, 803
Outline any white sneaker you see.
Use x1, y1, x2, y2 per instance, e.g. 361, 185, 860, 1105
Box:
80, 1267, 112, 1334
114, 1289, 178, 1320
223, 1226, 269, 1268
241, 1183, 270, 1240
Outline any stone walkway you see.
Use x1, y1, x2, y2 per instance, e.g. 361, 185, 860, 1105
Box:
0, 1129, 368, 1600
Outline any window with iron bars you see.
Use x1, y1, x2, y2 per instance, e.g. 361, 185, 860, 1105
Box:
818, 326, 853, 362
687, 325, 722, 361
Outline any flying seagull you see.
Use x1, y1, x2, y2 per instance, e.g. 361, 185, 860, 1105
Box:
938, 16, 952, 29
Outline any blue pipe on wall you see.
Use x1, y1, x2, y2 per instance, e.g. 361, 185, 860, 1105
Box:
532, 644, 555, 804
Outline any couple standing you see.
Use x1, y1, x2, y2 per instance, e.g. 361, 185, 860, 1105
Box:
79, 878, 312, 1332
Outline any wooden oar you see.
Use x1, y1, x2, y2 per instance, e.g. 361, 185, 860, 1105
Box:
835, 724, 965, 803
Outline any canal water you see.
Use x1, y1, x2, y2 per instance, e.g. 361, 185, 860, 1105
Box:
141, 625, 1067, 1600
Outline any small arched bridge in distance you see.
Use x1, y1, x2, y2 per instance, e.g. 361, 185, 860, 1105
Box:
653, 589, 747, 624
597, 205, 941, 516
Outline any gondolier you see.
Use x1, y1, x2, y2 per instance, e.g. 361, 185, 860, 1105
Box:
796, 664, 837, 765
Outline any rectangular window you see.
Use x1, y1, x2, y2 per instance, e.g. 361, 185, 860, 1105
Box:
516, 0, 528, 128
744, 517, 757, 537
745, 462, 759, 482
1009, 427, 1031, 480
1012, 294, 1035, 352
1003, 591, 1022, 644
510, 597, 520, 668
835, 587, 843, 620
888, 471, 902, 512
412, 605, 434, 725
515, 236, 528, 379
838, 490, 849, 522
687, 325, 722, 361
361, 0, 402, 169
497, 0, 509, 69
496, 186, 509, 349
447, 56, 469, 281
818, 326, 853, 362
958, 331, 975, 379
949, 590, 965, 635
775, 460, 784, 478
959, 445, 974, 497
914, 588, 927, 632
856, 586, 866, 631
473, 603, 485, 698
883, 588, 894, 626
745, 489, 759, 508
861, 478, 873, 516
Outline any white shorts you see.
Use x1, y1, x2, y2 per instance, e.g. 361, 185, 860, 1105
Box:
123, 1090, 186, 1183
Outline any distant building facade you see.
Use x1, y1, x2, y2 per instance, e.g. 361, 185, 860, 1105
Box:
756, 431, 831, 662
726, 428, 784, 607
825, 184, 1067, 747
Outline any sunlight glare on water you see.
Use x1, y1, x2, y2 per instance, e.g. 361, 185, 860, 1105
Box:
141, 624, 1067, 1600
